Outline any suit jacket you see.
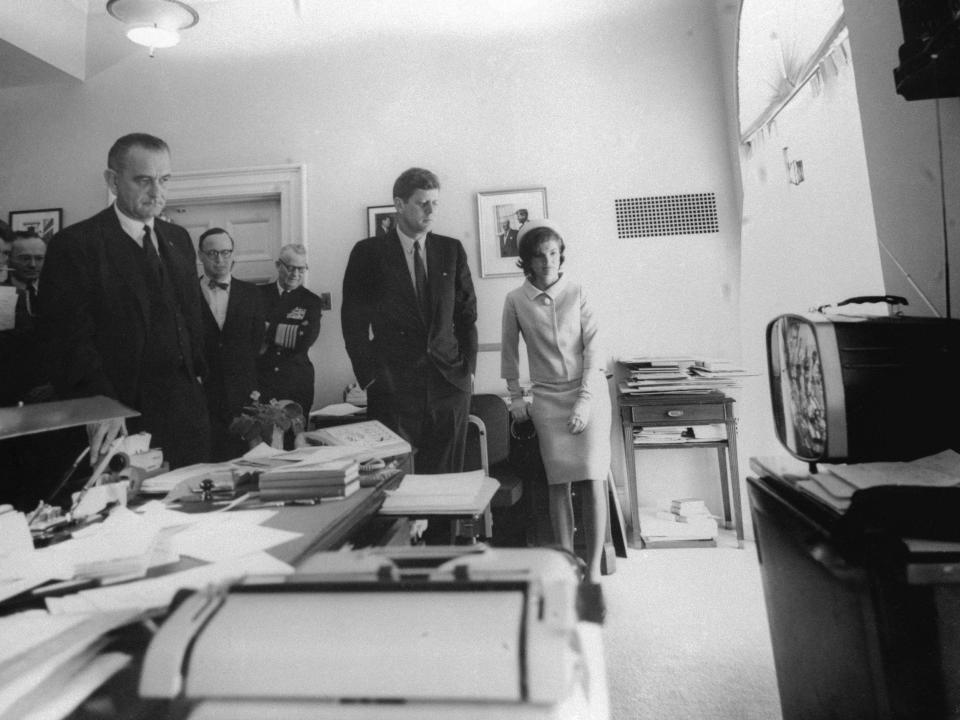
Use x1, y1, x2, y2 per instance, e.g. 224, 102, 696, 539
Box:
256, 283, 323, 410
341, 229, 478, 394
201, 277, 265, 421
499, 228, 518, 257
40, 207, 207, 408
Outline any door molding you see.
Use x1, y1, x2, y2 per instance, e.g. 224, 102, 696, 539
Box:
164, 164, 307, 248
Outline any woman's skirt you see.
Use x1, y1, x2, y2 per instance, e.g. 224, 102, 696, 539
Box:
530, 372, 611, 485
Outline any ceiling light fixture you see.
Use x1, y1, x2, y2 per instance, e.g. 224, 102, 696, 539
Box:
106, 0, 199, 57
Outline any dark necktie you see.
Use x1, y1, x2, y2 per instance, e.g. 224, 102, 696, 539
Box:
413, 240, 429, 321
208, 279, 229, 291
143, 225, 161, 281
26, 282, 38, 317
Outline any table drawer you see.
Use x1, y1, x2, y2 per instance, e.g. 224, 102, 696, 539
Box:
629, 404, 726, 424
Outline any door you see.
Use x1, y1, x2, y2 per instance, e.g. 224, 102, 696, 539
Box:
164, 196, 281, 283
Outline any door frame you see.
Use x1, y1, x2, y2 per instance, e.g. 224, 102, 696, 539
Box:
163, 164, 307, 249
108, 163, 308, 248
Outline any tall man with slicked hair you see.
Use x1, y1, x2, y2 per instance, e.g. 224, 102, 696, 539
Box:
41, 133, 211, 470
342, 167, 477, 474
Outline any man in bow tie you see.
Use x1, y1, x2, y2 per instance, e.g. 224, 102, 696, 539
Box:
40, 133, 211, 477
257, 243, 323, 416
198, 227, 265, 460
342, 167, 477, 475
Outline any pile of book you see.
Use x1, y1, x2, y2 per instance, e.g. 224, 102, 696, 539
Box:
259, 458, 361, 501
638, 497, 719, 548
618, 356, 754, 396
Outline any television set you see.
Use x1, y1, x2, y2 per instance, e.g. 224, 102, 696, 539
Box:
766, 312, 960, 466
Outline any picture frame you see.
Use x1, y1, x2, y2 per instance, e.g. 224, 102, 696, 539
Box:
8, 208, 62, 242
367, 205, 398, 238
476, 188, 547, 277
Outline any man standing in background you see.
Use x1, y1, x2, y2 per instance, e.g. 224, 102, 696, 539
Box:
198, 227, 265, 460
342, 167, 477, 474
257, 243, 322, 414
41, 132, 210, 469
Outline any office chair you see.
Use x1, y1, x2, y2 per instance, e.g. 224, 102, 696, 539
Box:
465, 393, 529, 546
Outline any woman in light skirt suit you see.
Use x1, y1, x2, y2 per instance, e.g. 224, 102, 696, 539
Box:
501, 219, 611, 586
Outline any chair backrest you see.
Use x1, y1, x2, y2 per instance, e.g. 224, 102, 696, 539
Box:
468, 394, 511, 467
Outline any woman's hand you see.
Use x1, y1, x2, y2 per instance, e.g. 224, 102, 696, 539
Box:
509, 397, 529, 422
567, 399, 590, 434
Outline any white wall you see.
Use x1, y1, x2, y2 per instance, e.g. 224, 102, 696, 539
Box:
845, 0, 960, 318
0, 0, 742, 523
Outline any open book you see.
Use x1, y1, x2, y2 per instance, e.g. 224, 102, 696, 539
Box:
299, 420, 411, 460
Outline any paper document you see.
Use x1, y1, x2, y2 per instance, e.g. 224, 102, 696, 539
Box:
45, 552, 294, 615
392, 470, 485, 496
310, 403, 364, 417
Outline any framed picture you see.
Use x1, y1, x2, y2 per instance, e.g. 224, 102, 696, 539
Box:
8, 208, 62, 242
367, 205, 397, 238
476, 187, 547, 277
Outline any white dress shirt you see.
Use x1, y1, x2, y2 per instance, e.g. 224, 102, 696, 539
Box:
201, 275, 230, 329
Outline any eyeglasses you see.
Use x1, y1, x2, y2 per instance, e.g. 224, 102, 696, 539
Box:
202, 249, 233, 260
279, 259, 308, 273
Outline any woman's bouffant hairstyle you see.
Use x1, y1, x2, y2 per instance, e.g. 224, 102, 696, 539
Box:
516, 226, 565, 278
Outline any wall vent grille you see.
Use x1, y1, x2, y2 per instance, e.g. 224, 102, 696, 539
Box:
615, 192, 719, 238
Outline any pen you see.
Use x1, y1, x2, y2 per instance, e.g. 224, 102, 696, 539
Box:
363, 378, 376, 390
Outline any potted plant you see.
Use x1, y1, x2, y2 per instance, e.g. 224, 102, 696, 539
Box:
229, 391, 305, 450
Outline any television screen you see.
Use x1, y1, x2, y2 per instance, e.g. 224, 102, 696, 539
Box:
767, 313, 960, 464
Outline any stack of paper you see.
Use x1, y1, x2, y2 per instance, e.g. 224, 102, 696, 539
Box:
618, 356, 755, 395
259, 458, 361, 501
0, 609, 142, 719
380, 470, 487, 514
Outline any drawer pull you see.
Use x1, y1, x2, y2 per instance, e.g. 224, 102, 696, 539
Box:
667, 410, 684, 418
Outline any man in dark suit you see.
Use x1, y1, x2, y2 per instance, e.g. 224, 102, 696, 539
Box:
0, 230, 54, 405
257, 243, 322, 414
198, 227, 265, 461
40, 133, 211, 470
342, 167, 478, 474
498, 219, 518, 257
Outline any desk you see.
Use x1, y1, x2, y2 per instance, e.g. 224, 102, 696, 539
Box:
749, 457, 960, 719
618, 391, 743, 548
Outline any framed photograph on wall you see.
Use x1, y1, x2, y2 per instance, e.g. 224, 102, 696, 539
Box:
9, 208, 62, 242
476, 187, 547, 277
367, 205, 398, 238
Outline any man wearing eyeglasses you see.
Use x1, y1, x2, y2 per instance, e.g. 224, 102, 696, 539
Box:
198, 228, 265, 460
257, 243, 323, 415
39, 133, 211, 474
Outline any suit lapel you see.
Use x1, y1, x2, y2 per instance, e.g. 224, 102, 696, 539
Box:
199, 281, 220, 332
100, 210, 150, 323
424, 233, 444, 326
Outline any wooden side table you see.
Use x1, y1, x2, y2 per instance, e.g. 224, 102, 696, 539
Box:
618, 392, 743, 548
